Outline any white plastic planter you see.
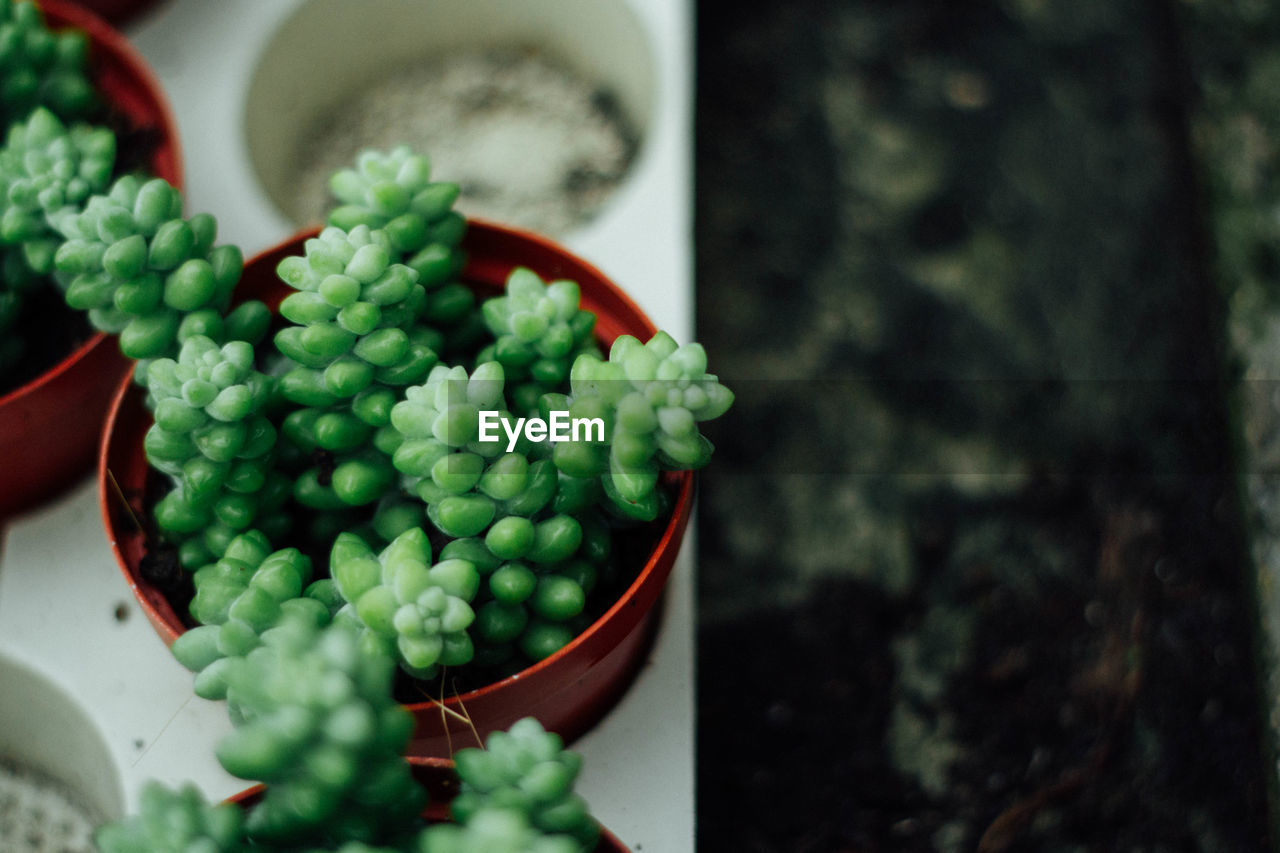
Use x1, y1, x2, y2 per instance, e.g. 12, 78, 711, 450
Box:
242, 0, 656, 237
0, 652, 124, 848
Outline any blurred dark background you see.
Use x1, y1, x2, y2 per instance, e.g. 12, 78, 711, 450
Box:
694, 0, 1275, 849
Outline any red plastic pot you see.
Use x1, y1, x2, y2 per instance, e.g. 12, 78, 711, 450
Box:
0, 0, 179, 519
226, 758, 632, 852
101, 221, 694, 755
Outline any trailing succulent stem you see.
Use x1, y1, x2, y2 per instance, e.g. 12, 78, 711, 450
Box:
144, 336, 289, 565
0, 106, 113, 285
215, 616, 424, 845
51, 173, 255, 368
327, 526, 479, 680
170, 529, 321, 700
273, 224, 437, 513
478, 267, 599, 416
0, 106, 113, 372
554, 331, 732, 521
327, 146, 477, 347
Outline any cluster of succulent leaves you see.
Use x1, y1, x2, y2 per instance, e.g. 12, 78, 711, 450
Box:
0, 0, 96, 128
20, 120, 728, 848
94, 782, 247, 853
0, 1, 271, 388
0, 97, 733, 680
0, 107, 111, 283
0, 9, 670, 853
0, 100, 260, 385
477, 267, 599, 416
448, 718, 599, 852
50, 171, 254, 363
553, 332, 732, 520
213, 616, 425, 845
112, 143, 733, 689
0, 106, 112, 371
124, 144, 722, 847
102, 616, 599, 853
0, 0, 110, 378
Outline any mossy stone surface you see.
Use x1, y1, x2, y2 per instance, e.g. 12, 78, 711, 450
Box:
696, 0, 1272, 848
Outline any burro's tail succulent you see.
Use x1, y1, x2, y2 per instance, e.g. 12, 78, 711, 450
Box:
0, 106, 114, 285
215, 614, 425, 846
388, 360, 537, 539
94, 716, 601, 853
448, 717, 599, 853
50, 173, 261, 375
170, 529, 323, 700
477, 266, 599, 416
550, 331, 733, 520
0, 106, 114, 372
0, 0, 98, 129
326, 146, 477, 346
273, 223, 440, 512
143, 334, 288, 567
93, 782, 246, 853
73, 141, 732, 853
327, 526, 480, 679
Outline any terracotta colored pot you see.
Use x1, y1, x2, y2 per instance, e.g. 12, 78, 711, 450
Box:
0, 0, 179, 519
101, 221, 694, 755
226, 758, 631, 852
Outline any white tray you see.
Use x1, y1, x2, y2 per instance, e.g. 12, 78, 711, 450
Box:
0, 1, 693, 849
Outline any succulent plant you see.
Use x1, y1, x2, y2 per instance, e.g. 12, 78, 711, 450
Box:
42, 143, 738, 704
215, 615, 424, 846
95, 718, 600, 853
35, 141, 734, 853
273, 223, 442, 512
0, 1, 728, 845
0, 105, 113, 375
50, 174, 259, 369
416, 808, 582, 853
450, 718, 599, 853
0, 106, 114, 284
0, 0, 97, 130
94, 781, 246, 853
388, 361, 531, 537
552, 331, 733, 520
327, 147, 469, 319
326, 526, 479, 679
478, 267, 598, 416
143, 335, 289, 566
170, 530, 323, 699
273, 224, 432, 394
325, 148, 472, 329
326, 146, 464, 258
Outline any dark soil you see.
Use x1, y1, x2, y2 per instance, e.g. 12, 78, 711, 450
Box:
0, 284, 92, 397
